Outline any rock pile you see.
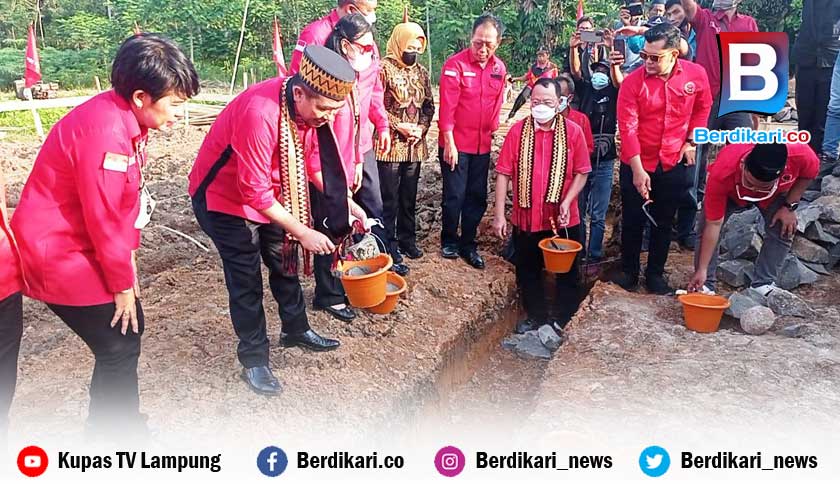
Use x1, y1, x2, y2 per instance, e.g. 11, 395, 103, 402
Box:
716, 174, 840, 291
502, 324, 565, 360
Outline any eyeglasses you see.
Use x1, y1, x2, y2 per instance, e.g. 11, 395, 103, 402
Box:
737, 164, 780, 202
471, 40, 497, 50
639, 51, 674, 62
352, 42, 375, 54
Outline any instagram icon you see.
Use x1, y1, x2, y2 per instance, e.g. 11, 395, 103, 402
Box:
434, 446, 465, 477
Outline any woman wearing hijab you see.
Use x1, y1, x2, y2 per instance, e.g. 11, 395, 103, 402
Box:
376, 20, 435, 268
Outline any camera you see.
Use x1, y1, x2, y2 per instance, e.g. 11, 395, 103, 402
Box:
626, 2, 644, 17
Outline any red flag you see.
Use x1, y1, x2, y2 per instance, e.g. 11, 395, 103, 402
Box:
577, 0, 585, 20
273, 17, 287, 77
24, 24, 41, 88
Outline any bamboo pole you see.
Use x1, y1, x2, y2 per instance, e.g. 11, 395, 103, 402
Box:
229, 0, 251, 95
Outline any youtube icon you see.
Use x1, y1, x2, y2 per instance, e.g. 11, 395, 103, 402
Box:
17, 446, 48, 477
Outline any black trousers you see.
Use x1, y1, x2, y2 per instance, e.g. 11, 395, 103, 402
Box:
47, 300, 145, 431
796, 66, 833, 154
354, 150, 389, 252
620, 162, 687, 278
377, 161, 421, 259
192, 196, 309, 369
310, 182, 347, 308
0, 292, 22, 432
514, 226, 582, 326
508, 86, 532, 120
439, 149, 491, 253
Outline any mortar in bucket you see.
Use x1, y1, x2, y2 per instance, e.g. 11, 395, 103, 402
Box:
340, 253, 393, 308
538, 236, 583, 274
368, 272, 407, 315
678, 293, 731, 333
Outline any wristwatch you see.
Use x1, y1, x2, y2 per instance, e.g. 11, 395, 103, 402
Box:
783, 200, 799, 211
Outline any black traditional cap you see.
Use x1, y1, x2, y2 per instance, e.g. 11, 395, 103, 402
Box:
645, 15, 668, 28
298, 45, 355, 101
650, 0, 666, 5
537, 45, 550, 55
745, 143, 788, 182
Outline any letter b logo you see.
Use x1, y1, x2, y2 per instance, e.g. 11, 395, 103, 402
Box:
719, 32, 789, 117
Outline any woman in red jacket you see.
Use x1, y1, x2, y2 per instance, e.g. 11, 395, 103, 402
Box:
11, 33, 199, 438
0, 169, 24, 442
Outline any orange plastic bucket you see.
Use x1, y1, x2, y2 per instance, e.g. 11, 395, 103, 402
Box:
340, 253, 393, 308
538, 237, 583, 273
678, 293, 731, 333
368, 272, 407, 315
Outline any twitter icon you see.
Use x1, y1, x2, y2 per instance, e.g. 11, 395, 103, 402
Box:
639, 446, 671, 477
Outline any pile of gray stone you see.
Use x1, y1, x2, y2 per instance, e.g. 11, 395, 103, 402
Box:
502, 325, 564, 360
719, 168, 839, 335
716, 170, 840, 292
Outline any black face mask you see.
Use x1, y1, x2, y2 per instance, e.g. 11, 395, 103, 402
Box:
401, 51, 419, 66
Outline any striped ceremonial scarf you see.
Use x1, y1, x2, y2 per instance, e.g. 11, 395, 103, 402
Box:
516, 114, 569, 232
278, 78, 314, 275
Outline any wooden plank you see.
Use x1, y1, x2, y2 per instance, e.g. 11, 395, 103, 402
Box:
0, 96, 92, 113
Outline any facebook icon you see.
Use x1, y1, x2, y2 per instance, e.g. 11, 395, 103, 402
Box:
257, 446, 288, 477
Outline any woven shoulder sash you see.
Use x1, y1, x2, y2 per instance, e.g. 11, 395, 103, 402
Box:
517, 114, 569, 208
278, 78, 312, 238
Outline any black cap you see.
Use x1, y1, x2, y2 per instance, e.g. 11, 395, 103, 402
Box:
591, 60, 610, 71
745, 143, 788, 182
645, 15, 668, 28
537, 45, 550, 54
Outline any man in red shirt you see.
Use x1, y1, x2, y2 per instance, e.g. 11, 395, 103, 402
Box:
678, 0, 758, 248
557, 74, 595, 155
12, 34, 199, 439
688, 143, 819, 294
615, 23, 712, 294
190, 46, 360, 396
439, 14, 508, 269
0, 169, 23, 443
492, 78, 591, 334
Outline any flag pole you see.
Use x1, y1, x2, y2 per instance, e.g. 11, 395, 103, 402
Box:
230, 0, 251, 95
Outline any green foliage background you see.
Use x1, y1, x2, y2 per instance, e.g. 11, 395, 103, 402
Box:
0, 0, 804, 90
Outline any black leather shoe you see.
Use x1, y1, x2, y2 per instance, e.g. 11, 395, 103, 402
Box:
612, 272, 639, 291
461, 250, 485, 269
240, 366, 282, 396
515, 318, 539, 334
280, 329, 340, 352
441, 246, 459, 259
314, 303, 356, 322
645, 274, 674, 295
401, 245, 424, 259
390, 262, 410, 276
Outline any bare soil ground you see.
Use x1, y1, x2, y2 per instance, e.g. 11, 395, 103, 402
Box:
2, 127, 522, 449
3, 118, 839, 455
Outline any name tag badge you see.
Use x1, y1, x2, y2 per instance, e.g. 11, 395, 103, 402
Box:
103, 152, 130, 172
462, 71, 477, 78
443, 69, 458, 77
134, 185, 157, 229
491, 73, 503, 80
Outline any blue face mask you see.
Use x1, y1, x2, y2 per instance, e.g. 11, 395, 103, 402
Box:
628, 35, 645, 54
591, 72, 610, 90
